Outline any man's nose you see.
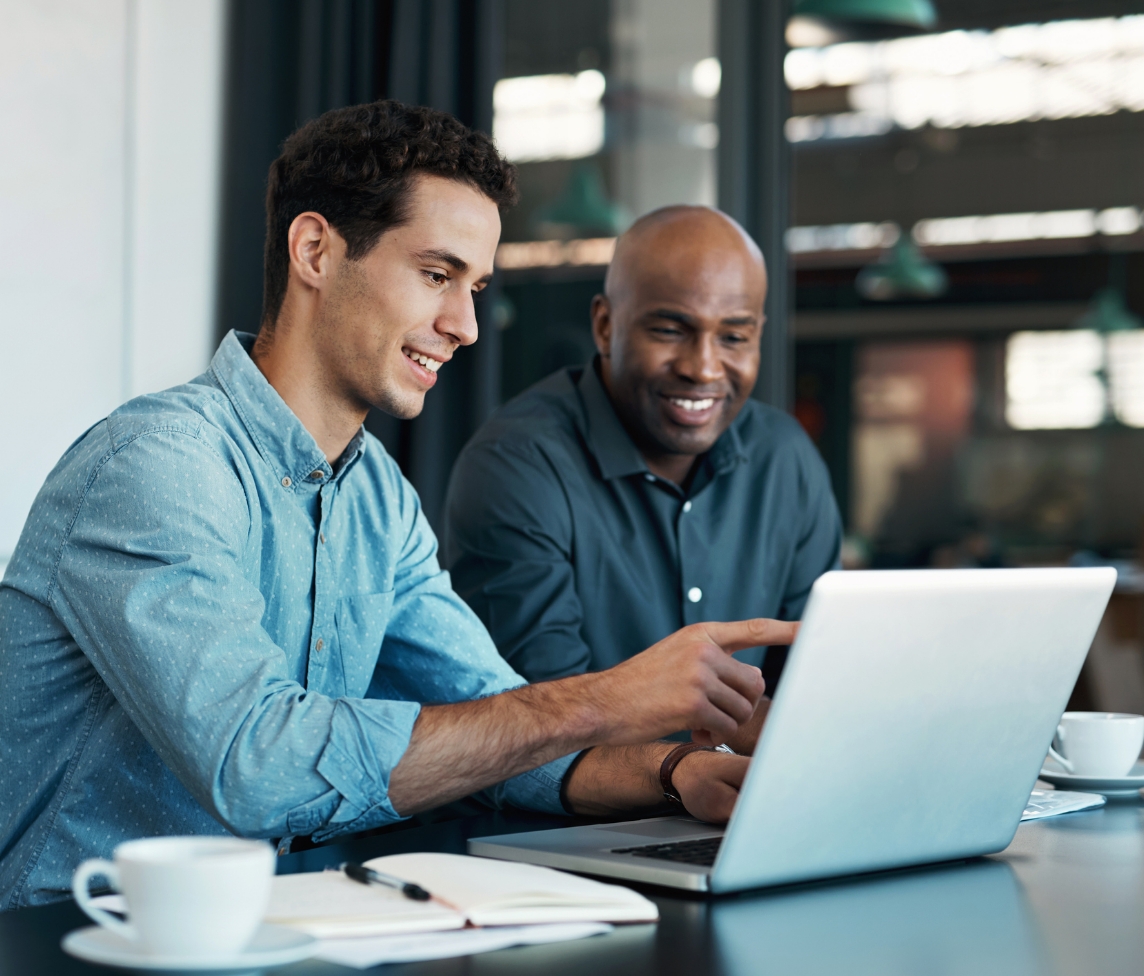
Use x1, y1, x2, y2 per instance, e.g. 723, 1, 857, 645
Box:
438, 289, 479, 348
677, 332, 724, 384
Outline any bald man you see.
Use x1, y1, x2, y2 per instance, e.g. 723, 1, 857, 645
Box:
443, 206, 841, 732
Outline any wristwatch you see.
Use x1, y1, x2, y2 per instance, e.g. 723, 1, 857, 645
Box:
659, 743, 715, 804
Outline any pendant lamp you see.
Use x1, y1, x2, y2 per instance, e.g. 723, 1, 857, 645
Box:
789, 0, 937, 45
855, 235, 947, 301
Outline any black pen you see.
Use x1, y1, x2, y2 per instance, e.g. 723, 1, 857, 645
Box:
340, 861, 431, 901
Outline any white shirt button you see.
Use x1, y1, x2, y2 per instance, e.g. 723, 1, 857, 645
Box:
644, 473, 655, 483
687, 587, 703, 603
281, 476, 292, 488
682, 500, 692, 513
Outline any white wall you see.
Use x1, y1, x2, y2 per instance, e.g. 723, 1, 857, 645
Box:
0, 0, 225, 567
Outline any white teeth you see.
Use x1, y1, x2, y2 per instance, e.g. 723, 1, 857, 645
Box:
670, 397, 715, 412
405, 350, 442, 372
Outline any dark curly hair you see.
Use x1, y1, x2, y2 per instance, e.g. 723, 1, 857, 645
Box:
261, 99, 518, 326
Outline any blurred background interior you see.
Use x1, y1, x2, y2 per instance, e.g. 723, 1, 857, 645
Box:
3, 0, 1144, 709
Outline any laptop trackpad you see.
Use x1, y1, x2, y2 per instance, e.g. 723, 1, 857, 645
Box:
595, 819, 724, 840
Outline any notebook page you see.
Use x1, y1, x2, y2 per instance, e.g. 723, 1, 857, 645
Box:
364, 853, 658, 926
266, 870, 465, 938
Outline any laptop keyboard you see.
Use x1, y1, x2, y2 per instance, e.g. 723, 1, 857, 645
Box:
611, 836, 723, 866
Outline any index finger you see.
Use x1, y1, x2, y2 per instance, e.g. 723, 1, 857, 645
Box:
700, 618, 800, 654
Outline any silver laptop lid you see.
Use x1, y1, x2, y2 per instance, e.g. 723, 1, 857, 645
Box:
710, 567, 1115, 892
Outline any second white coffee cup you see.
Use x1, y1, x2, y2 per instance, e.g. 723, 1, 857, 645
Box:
1048, 711, 1144, 778
72, 836, 274, 961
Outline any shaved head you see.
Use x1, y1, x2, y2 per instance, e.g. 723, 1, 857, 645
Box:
591, 205, 767, 484
605, 205, 764, 305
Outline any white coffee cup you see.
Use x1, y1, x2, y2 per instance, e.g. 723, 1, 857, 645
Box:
1048, 711, 1144, 778
72, 836, 274, 961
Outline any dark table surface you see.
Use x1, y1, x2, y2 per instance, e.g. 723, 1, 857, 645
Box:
4, 797, 1143, 975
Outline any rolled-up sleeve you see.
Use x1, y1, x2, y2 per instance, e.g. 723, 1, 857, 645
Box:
49, 429, 419, 840
369, 464, 578, 816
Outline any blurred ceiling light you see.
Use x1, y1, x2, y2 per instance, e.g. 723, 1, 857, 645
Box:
786, 221, 899, 253
912, 207, 1141, 246
495, 237, 616, 270
791, 208, 1141, 256
1096, 207, 1143, 236
1006, 330, 1106, 429
784, 15, 1144, 141
690, 57, 721, 98
493, 69, 606, 163
785, 112, 892, 141
788, 0, 937, 47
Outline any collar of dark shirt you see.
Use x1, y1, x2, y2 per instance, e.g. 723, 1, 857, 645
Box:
576, 356, 749, 487
209, 330, 366, 489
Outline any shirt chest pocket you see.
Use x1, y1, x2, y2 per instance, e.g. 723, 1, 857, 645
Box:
335, 590, 395, 697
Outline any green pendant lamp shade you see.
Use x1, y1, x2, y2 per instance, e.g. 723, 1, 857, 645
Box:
1075, 288, 1144, 334
793, 0, 936, 30
856, 236, 948, 301
531, 163, 627, 240
790, 0, 937, 44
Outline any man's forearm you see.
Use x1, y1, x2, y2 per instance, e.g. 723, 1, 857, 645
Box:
388, 676, 604, 815
561, 743, 674, 815
388, 618, 792, 815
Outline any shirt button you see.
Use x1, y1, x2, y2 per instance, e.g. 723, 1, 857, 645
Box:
310, 470, 324, 480
682, 500, 692, 513
281, 476, 292, 488
687, 587, 703, 603
644, 473, 655, 483
315, 638, 324, 652
319, 533, 326, 545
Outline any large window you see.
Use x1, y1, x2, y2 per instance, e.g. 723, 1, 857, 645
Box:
1006, 330, 1144, 429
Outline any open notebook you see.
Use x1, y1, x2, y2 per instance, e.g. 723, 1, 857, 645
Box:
266, 852, 658, 938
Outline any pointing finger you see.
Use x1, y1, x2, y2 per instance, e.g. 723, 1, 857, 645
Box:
701, 618, 799, 654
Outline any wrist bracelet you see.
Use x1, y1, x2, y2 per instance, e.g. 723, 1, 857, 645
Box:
659, 742, 714, 804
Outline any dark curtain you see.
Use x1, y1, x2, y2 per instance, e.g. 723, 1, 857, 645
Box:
216, 0, 504, 533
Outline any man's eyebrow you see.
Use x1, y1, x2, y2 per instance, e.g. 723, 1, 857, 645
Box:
648, 309, 696, 325
417, 248, 470, 273
647, 309, 760, 327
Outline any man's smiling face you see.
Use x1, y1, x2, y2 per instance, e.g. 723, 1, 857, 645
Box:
318, 173, 501, 420
592, 207, 767, 479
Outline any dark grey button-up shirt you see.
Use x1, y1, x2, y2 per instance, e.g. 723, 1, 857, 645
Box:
442, 360, 842, 682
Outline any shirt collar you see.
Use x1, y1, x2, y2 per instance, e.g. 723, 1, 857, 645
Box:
577, 359, 648, 480
576, 357, 750, 482
209, 331, 365, 488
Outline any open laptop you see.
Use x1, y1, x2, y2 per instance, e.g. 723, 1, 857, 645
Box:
470, 567, 1116, 893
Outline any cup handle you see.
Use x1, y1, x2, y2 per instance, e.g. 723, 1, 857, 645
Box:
1048, 725, 1073, 773
72, 859, 137, 941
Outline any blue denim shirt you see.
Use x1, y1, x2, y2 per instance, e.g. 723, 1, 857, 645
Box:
0, 331, 573, 908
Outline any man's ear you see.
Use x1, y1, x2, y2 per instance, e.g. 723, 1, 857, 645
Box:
590, 294, 612, 358
287, 212, 338, 292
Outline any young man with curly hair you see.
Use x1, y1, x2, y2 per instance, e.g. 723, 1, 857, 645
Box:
0, 101, 794, 908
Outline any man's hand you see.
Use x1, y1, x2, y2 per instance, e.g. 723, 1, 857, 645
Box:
585, 618, 798, 747
673, 750, 749, 823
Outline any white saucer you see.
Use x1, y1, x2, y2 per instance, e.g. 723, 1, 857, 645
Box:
1039, 759, 1144, 797
62, 923, 317, 973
